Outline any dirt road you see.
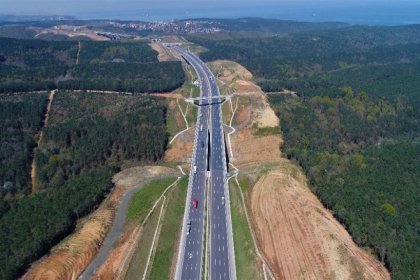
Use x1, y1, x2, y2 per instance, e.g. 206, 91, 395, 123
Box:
23, 166, 178, 280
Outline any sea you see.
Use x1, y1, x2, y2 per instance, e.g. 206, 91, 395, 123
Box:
75, 2, 420, 26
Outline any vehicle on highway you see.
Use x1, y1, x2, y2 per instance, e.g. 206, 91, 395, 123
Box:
193, 198, 198, 208
194, 165, 197, 174
187, 220, 191, 235
221, 196, 225, 205
200, 124, 203, 131
188, 252, 193, 259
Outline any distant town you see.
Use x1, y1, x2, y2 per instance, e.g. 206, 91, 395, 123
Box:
109, 20, 223, 34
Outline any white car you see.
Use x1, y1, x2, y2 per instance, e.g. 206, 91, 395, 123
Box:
221, 196, 225, 205
187, 221, 191, 235
188, 252, 193, 259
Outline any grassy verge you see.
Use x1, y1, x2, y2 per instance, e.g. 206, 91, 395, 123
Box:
252, 124, 280, 136
179, 79, 200, 99
180, 98, 197, 126
183, 81, 200, 98
126, 177, 177, 223
148, 176, 188, 279
229, 180, 262, 280
222, 99, 232, 124
125, 198, 165, 280
237, 177, 251, 193
166, 99, 183, 139
183, 64, 197, 82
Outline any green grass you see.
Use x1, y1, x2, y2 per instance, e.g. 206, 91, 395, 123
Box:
252, 124, 280, 136
180, 99, 197, 126
148, 176, 188, 279
238, 177, 251, 193
166, 99, 184, 139
126, 177, 177, 223
222, 99, 232, 124
125, 198, 165, 280
183, 64, 197, 82
186, 105, 197, 127
229, 181, 263, 280
179, 79, 200, 98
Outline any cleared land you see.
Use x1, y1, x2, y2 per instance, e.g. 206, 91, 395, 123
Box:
149, 42, 175, 61
22, 166, 177, 280
251, 166, 390, 280
212, 59, 390, 280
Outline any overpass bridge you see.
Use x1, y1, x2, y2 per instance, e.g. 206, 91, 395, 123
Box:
185, 94, 234, 105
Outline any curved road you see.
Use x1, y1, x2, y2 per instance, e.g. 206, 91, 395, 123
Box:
78, 173, 179, 280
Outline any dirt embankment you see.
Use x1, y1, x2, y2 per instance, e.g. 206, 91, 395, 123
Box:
150, 92, 183, 99
149, 42, 175, 61
33, 25, 108, 41
22, 166, 176, 280
251, 168, 390, 280
164, 126, 194, 164
213, 59, 390, 280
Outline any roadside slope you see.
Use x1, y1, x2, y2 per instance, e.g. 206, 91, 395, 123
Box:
22, 166, 177, 280
211, 59, 390, 280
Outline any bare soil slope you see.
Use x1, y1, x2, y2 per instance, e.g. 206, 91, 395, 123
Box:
22, 166, 176, 280
212, 59, 390, 280
251, 167, 390, 280
149, 43, 174, 62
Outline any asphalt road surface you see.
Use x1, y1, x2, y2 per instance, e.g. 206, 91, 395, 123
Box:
169, 45, 236, 280
170, 46, 210, 280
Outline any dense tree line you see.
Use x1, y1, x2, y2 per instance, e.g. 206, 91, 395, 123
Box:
78, 41, 158, 64
187, 25, 420, 92
35, 91, 168, 189
0, 38, 184, 93
0, 93, 48, 197
0, 91, 171, 279
0, 167, 115, 280
269, 87, 419, 280
189, 25, 420, 279
276, 91, 419, 278
0, 38, 76, 93
0, 37, 181, 279
58, 61, 184, 93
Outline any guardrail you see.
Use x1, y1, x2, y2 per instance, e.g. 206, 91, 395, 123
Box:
170, 45, 236, 280
209, 68, 237, 280
171, 47, 207, 280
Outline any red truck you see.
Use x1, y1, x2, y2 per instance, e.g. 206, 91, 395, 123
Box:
193, 198, 198, 208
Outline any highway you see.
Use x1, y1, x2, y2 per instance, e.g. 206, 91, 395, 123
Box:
171, 46, 210, 280
168, 45, 236, 280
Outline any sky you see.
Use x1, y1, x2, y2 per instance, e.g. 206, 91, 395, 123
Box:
1, 0, 419, 25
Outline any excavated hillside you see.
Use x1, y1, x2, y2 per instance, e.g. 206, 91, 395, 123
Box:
209, 59, 390, 280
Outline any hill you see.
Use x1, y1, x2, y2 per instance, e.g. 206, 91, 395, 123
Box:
0, 38, 184, 93
188, 24, 420, 279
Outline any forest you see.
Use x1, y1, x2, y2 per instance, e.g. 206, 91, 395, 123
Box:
189, 25, 420, 279
0, 91, 171, 279
188, 25, 420, 91
59, 61, 184, 93
0, 38, 184, 93
269, 92, 419, 280
0, 167, 115, 279
35, 91, 168, 189
0, 93, 48, 198
0, 35, 183, 279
